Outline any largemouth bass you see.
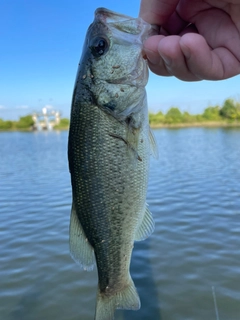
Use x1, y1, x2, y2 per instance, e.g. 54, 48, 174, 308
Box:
68, 7, 156, 320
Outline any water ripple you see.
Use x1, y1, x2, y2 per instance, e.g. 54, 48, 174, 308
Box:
1, 129, 240, 320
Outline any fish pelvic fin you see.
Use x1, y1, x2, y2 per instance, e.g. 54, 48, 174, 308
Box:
95, 277, 140, 320
134, 205, 155, 241
69, 202, 95, 271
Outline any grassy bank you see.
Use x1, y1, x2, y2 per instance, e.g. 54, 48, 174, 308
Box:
0, 115, 70, 131
149, 99, 240, 128
150, 121, 240, 129
1, 99, 240, 131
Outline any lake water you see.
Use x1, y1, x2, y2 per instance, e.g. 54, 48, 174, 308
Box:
1, 128, 240, 320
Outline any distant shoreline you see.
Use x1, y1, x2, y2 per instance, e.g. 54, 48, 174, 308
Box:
150, 121, 240, 129
0, 127, 70, 132
1, 122, 240, 132
2, 99, 240, 131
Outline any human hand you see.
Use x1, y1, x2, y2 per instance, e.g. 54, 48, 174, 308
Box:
139, 0, 240, 81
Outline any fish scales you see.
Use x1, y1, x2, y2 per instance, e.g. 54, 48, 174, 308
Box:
68, 7, 156, 320
70, 104, 148, 285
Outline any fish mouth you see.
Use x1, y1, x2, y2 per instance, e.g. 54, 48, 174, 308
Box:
95, 7, 134, 24
94, 8, 159, 36
94, 7, 153, 39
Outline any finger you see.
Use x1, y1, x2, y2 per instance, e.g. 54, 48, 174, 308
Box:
180, 33, 240, 79
161, 11, 189, 35
143, 35, 172, 77
145, 33, 240, 80
139, 0, 179, 25
158, 35, 202, 80
144, 35, 201, 80
160, 16, 197, 37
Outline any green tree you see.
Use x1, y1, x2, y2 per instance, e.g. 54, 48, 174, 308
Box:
165, 107, 182, 124
15, 115, 34, 129
0, 119, 14, 130
54, 118, 70, 129
149, 111, 165, 125
202, 106, 221, 121
59, 118, 70, 126
220, 99, 238, 119
182, 111, 196, 123
236, 101, 240, 120
195, 114, 204, 122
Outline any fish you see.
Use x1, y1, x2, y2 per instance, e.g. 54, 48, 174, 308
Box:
68, 7, 157, 320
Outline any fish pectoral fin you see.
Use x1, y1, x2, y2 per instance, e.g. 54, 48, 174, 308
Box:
149, 127, 159, 159
126, 126, 142, 162
108, 132, 142, 162
95, 276, 140, 320
134, 205, 155, 241
69, 202, 95, 271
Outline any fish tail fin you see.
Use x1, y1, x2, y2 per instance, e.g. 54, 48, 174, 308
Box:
94, 278, 140, 320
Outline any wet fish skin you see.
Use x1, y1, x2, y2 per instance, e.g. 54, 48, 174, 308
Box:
68, 8, 155, 320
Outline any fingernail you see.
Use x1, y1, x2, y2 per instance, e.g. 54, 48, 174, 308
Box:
161, 54, 172, 66
181, 44, 191, 59
143, 48, 160, 65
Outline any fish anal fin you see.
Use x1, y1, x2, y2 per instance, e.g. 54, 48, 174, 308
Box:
69, 202, 95, 271
134, 205, 155, 241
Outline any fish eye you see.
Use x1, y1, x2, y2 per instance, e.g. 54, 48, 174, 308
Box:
89, 37, 109, 58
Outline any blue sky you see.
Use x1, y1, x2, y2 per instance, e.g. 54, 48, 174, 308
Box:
1, 0, 239, 120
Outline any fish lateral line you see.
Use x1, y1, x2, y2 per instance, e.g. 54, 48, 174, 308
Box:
108, 133, 142, 161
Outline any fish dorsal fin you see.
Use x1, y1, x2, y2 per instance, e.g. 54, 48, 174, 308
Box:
149, 128, 158, 159
69, 202, 95, 271
134, 205, 155, 241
